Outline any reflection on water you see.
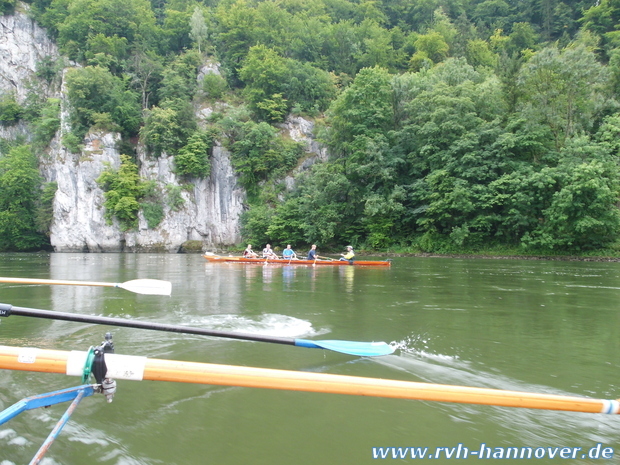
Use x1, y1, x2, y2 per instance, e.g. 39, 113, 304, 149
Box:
338, 265, 355, 293
2, 254, 620, 465
282, 265, 295, 290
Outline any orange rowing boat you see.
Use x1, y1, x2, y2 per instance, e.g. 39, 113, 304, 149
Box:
203, 254, 391, 267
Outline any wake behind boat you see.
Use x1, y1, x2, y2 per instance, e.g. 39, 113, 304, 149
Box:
203, 254, 391, 267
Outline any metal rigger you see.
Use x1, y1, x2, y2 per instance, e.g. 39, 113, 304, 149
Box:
0, 324, 117, 464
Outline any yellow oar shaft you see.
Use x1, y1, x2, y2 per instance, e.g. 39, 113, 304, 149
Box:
0, 277, 114, 287
0, 345, 617, 414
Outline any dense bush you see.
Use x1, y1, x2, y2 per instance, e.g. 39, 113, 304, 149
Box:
174, 130, 214, 178
0, 146, 48, 251
96, 154, 144, 231
0, 93, 24, 126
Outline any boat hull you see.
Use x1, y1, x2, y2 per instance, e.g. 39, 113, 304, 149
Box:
203, 255, 391, 267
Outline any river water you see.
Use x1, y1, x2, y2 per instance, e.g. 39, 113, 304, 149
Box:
1, 253, 620, 464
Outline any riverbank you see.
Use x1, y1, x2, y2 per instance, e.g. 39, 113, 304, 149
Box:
214, 245, 620, 262
367, 252, 620, 262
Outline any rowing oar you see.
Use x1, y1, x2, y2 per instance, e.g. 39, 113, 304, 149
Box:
0, 277, 172, 296
0, 305, 394, 357
0, 345, 617, 414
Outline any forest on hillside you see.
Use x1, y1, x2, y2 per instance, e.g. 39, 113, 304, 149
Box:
1, 0, 620, 253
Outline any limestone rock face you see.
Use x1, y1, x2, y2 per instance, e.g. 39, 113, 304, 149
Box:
0, 9, 324, 252
0, 10, 59, 101
42, 132, 245, 252
0, 9, 60, 141
1, 10, 246, 252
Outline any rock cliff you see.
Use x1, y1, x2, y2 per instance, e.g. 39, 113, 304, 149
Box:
0, 8, 322, 252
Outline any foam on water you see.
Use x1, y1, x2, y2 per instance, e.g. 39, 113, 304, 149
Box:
182, 313, 318, 338
377, 335, 620, 447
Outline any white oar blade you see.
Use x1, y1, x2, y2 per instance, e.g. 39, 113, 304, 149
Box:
118, 279, 172, 296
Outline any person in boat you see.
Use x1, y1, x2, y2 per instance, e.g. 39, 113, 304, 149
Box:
307, 244, 318, 260
243, 244, 258, 258
262, 244, 278, 259
339, 245, 355, 261
282, 244, 297, 260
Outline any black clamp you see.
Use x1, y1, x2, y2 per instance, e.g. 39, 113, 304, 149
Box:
91, 333, 114, 385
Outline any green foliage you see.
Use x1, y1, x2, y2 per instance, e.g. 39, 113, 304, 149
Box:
517, 44, 610, 149
284, 162, 356, 247
96, 154, 144, 231
0, 145, 48, 251
229, 121, 303, 193
175, 130, 213, 178
521, 160, 620, 250
0, 0, 15, 14
159, 50, 203, 104
35, 182, 58, 235
35, 56, 64, 83
142, 202, 165, 229
17, 0, 620, 254
239, 44, 336, 121
327, 66, 394, 157
240, 204, 275, 247
31, 99, 61, 147
62, 132, 83, 154
190, 6, 208, 53
166, 184, 185, 211
141, 103, 196, 156
254, 93, 288, 123
202, 73, 228, 100
414, 31, 449, 64
65, 66, 142, 140
140, 180, 166, 229
0, 93, 24, 126
51, 0, 159, 62
264, 196, 306, 247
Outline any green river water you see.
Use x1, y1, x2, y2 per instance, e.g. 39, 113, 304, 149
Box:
0, 252, 620, 464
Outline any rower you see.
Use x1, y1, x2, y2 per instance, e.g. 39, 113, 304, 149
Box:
282, 244, 297, 260
262, 244, 278, 259
307, 244, 318, 260
339, 245, 355, 262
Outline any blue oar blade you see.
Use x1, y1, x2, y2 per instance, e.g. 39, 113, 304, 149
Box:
294, 339, 394, 357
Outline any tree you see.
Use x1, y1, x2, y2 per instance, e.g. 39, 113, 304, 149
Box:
522, 160, 620, 250
0, 146, 47, 251
175, 130, 213, 178
327, 66, 394, 158
517, 43, 610, 149
240, 44, 337, 120
293, 162, 356, 246
0, 0, 16, 15
65, 66, 142, 139
127, 49, 164, 109
414, 31, 450, 64
0, 93, 24, 126
140, 106, 184, 156
229, 121, 303, 193
190, 6, 208, 53
214, 0, 261, 80
97, 154, 144, 231
54, 0, 159, 62
239, 45, 289, 120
